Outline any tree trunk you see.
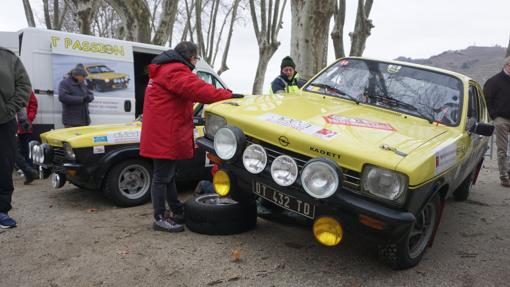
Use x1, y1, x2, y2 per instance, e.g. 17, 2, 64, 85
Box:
330, 0, 346, 59
42, 0, 53, 29
22, 0, 36, 27
252, 46, 278, 94
70, 0, 98, 35
152, 0, 178, 46
217, 0, 241, 75
105, 0, 152, 43
349, 0, 374, 56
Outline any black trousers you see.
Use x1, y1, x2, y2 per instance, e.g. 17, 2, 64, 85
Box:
18, 133, 33, 166
0, 119, 17, 213
151, 159, 183, 220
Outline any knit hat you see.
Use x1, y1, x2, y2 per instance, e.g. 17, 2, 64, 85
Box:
281, 56, 296, 70
70, 66, 88, 77
175, 41, 198, 61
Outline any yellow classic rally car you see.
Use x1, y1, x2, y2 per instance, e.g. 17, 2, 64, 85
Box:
197, 57, 494, 269
29, 114, 210, 207
83, 64, 130, 92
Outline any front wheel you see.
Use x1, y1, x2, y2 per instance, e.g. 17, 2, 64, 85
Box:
103, 159, 152, 207
378, 194, 441, 270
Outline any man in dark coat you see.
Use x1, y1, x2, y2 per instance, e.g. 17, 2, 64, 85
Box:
0, 47, 32, 229
140, 41, 236, 232
58, 67, 94, 127
484, 56, 510, 187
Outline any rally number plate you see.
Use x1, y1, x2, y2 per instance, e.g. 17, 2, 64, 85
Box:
253, 182, 315, 219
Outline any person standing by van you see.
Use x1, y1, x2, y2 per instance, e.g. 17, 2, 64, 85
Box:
58, 66, 94, 127
140, 41, 237, 233
0, 47, 32, 229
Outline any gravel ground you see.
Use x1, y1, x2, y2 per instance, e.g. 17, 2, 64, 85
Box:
1, 157, 510, 287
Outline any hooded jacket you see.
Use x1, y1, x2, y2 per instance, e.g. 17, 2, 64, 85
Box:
140, 50, 232, 160
484, 70, 510, 120
0, 47, 32, 124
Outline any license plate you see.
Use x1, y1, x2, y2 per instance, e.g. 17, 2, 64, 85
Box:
253, 182, 315, 219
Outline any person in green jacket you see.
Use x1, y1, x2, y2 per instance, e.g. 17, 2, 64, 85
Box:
0, 47, 32, 229
269, 56, 306, 94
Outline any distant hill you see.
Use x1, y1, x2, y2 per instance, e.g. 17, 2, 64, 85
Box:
395, 46, 507, 84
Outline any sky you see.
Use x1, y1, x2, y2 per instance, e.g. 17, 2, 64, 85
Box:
1, 0, 508, 93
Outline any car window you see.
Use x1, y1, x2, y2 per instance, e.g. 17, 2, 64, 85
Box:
468, 85, 479, 122
476, 85, 488, 122
305, 59, 463, 126
197, 71, 226, 89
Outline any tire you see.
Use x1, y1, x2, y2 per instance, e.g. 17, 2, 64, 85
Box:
103, 159, 152, 207
453, 171, 474, 202
184, 194, 257, 235
378, 194, 441, 270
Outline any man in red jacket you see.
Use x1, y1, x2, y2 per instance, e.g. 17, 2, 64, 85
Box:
16, 92, 39, 184
140, 41, 239, 232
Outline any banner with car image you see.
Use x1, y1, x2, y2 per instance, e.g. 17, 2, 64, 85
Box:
50, 33, 136, 123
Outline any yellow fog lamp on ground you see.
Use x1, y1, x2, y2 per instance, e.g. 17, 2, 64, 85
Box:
213, 170, 231, 197
313, 216, 343, 247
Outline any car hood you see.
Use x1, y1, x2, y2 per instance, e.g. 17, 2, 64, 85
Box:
88, 72, 129, 80
41, 122, 141, 148
207, 93, 449, 171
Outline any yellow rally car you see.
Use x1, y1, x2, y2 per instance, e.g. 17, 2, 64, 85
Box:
29, 109, 210, 207
197, 57, 494, 269
83, 64, 130, 92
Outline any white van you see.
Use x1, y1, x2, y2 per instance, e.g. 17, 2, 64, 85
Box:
0, 28, 227, 139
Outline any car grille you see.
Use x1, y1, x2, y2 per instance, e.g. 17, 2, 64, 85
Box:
246, 138, 361, 192
52, 147, 66, 164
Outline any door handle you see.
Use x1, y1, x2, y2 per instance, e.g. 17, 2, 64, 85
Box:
124, 100, 132, 112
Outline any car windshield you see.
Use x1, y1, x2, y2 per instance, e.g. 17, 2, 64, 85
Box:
87, 65, 113, 74
304, 59, 463, 126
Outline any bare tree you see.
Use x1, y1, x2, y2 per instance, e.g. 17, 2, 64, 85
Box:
22, 0, 36, 27
217, 0, 241, 75
506, 35, 510, 58
349, 0, 374, 56
68, 0, 99, 35
249, 0, 288, 94
290, 0, 336, 79
330, 0, 346, 59
92, 2, 123, 38
152, 0, 178, 45
104, 0, 152, 43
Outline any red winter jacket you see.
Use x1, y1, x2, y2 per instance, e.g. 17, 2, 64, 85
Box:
140, 50, 232, 160
17, 92, 38, 134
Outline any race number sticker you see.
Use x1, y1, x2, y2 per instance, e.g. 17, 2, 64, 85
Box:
323, 114, 396, 131
387, 64, 402, 73
107, 130, 140, 144
93, 145, 105, 154
435, 142, 457, 175
258, 113, 337, 140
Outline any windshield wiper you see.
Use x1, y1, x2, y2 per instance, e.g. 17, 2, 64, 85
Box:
309, 83, 360, 104
367, 94, 435, 124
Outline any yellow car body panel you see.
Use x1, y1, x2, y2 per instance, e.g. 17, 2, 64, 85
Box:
87, 72, 129, 81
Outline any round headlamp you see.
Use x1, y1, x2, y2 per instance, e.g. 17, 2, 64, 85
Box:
213, 126, 245, 161
361, 165, 407, 204
301, 159, 340, 199
205, 113, 227, 139
63, 143, 76, 160
28, 140, 39, 160
33, 145, 42, 164
243, 144, 267, 174
271, 155, 298, 186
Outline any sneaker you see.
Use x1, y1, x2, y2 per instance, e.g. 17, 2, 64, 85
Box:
0, 213, 17, 229
153, 217, 184, 233
501, 178, 510, 188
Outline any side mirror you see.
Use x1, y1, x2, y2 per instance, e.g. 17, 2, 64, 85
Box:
193, 117, 206, 126
471, 122, 494, 137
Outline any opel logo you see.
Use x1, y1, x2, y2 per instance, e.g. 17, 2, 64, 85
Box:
278, 136, 289, 146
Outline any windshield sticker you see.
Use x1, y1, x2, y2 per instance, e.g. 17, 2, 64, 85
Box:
435, 143, 457, 175
107, 130, 140, 144
93, 136, 108, 143
339, 60, 350, 66
323, 115, 396, 131
258, 113, 337, 140
387, 65, 402, 73
93, 145, 105, 154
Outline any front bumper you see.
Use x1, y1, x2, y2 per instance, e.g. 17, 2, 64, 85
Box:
198, 136, 416, 243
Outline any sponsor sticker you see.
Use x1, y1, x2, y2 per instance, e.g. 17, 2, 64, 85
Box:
435, 143, 457, 175
323, 114, 396, 131
258, 113, 337, 140
93, 136, 108, 143
93, 146, 105, 154
107, 130, 140, 144
387, 64, 402, 73
339, 60, 350, 66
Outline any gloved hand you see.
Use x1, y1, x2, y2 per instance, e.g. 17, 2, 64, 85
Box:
20, 119, 32, 131
231, 93, 244, 99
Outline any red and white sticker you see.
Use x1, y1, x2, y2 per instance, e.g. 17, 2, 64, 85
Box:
435, 143, 457, 175
258, 113, 337, 140
323, 114, 396, 131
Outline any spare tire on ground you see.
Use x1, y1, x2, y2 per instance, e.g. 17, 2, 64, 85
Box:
184, 194, 257, 235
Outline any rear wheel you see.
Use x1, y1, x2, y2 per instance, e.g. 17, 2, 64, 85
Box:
378, 194, 440, 270
103, 159, 152, 207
